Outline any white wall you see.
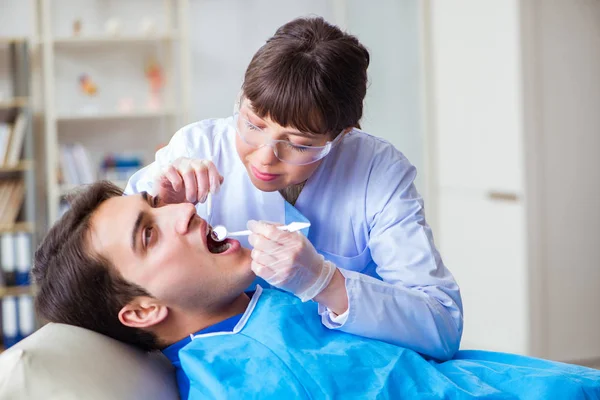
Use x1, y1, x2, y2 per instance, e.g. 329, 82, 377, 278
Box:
188, 0, 337, 121
345, 0, 424, 188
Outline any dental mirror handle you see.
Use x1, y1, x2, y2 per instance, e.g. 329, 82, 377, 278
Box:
228, 221, 311, 237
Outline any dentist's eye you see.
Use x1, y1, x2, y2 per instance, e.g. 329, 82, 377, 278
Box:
143, 226, 154, 248
244, 120, 261, 131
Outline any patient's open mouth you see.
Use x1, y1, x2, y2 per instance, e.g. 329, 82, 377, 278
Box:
206, 229, 231, 254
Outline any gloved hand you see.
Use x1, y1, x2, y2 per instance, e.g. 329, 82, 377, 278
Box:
153, 157, 223, 205
247, 220, 336, 302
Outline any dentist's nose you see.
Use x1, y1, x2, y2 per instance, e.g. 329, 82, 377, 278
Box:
160, 202, 197, 235
253, 143, 278, 166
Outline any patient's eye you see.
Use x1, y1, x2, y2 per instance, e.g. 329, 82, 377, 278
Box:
143, 226, 155, 248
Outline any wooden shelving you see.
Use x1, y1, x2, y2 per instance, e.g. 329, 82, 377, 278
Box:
0, 97, 29, 109
0, 285, 35, 298
56, 109, 175, 122
51, 33, 178, 47
0, 222, 36, 234
0, 37, 30, 45
0, 160, 34, 173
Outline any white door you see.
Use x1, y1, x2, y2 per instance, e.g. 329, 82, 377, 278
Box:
437, 189, 528, 354
427, 0, 529, 353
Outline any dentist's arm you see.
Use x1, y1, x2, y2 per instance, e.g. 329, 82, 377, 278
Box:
249, 160, 463, 361
318, 159, 463, 361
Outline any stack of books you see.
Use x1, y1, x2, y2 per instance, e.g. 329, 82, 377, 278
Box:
0, 111, 28, 228
59, 143, 96, 186
0, 180, 25, 227
1, 295, 35, 349
0, 111, 27, 168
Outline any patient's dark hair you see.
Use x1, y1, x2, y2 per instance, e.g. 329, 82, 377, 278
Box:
242, 16, 370, 136
32, 181, 159, 351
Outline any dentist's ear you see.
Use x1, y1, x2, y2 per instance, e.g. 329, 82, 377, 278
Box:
118, 297, 168, 329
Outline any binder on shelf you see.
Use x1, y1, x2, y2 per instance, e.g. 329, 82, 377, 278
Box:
1, 233, 16, 286
59, 144, 79, 185
14, 233, 31, 286
1, 296, 19, 348
4, 111, 27, 167
60, 143, 95, 186
72, 143, 95, 184
0, 122, 10, 165
18, 294, 35, 339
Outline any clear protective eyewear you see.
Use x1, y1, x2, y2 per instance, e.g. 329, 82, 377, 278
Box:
233, 112, 344, 166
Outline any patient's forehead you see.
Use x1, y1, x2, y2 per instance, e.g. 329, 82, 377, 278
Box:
88, 195, 141, 262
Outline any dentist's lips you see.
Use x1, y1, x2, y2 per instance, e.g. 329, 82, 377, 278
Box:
251, 166, 280, 182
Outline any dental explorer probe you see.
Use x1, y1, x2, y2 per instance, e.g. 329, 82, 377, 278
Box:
210, 222, 311, 242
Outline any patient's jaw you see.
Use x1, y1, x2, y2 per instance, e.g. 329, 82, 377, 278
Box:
87, 193, 255, 342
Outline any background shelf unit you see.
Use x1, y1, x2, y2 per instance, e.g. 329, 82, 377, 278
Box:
0, 38, 36, 241
39, 0, 191, 224
56, 109, 176, 122
51, 33, 179, 46
0, 36, 38, 351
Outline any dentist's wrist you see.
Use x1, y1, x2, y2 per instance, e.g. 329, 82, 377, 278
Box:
313, 267, 348, 316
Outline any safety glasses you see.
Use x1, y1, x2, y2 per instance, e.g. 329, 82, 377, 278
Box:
233, 112, 344, 166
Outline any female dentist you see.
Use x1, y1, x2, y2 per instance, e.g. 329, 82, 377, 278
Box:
126, 17, 463, 361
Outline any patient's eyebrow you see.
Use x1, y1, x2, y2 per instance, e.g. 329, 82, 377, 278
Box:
131, 192, 152, 253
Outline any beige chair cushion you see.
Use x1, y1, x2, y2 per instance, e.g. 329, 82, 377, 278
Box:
0, 323, 179, 400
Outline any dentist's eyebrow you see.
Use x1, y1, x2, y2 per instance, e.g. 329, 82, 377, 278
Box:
246, 108, 318, 138
131, 192, 153, 253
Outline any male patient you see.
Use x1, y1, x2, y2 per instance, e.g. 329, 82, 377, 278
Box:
33, 181, 600, 400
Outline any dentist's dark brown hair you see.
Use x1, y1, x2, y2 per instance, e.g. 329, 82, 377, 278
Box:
242, 17, 370, 137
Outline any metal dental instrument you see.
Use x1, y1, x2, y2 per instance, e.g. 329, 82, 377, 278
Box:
210, 222, 311, 242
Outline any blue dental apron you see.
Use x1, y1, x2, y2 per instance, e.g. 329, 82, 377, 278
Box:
162, 287, 600, 400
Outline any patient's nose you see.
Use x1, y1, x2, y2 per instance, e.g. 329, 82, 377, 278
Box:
160, 202, 197, 235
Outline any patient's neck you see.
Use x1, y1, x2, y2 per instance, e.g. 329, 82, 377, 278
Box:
157, 293, 251, 348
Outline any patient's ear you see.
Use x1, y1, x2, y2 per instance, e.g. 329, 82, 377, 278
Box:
118, 297, 168, 329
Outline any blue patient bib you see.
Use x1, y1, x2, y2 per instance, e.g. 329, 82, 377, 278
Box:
171, 289, 600, 399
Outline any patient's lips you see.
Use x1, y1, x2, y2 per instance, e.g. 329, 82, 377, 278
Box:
206, 233, 239, 255
194, 215, 240, 255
